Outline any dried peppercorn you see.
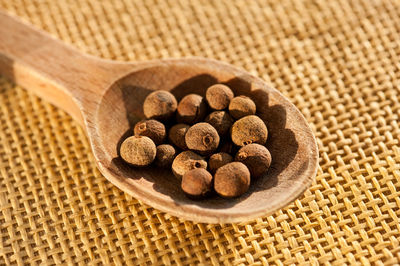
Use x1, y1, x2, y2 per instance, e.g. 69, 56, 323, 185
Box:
176, 94, 208, 124
155, 144, 176, 168
120, 136, 156, 167
143, 90, 177, 121
181, 168, 213, 198
185, 122, 220, 155
235, 144, 271, 178
205, 84, 234, 110
214, 162, 251, 198
208, 152, 233, 174
168, 123, 190, 150
229, 95, 256, 119
171, 150, 207, 179
134, 119, 166, 145
230, 115, 268, 146
204, 111, 233, 136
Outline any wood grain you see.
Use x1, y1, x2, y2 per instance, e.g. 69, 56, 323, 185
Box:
0, 9, 318, 223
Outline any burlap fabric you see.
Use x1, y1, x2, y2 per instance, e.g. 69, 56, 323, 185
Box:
0, 0, 399, 265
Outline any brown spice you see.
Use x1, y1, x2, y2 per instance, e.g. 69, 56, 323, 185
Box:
171, 150, 207, 179
176, 94, 208, 124
181, 168, 213, 198
204, 111, 234, 136
120, 136, 156, 167
230, 115, 268, 146
208, 152, 233, 174
229, 95, 256, 119
143, 90, 177, 121
168, 123, 190, 150
185, 122, 220, 155
134, 119, 166, 145
214, 162, 250, 198
155, 144, 176, 168
235, 144, 271, 178
205, 84, 234, 110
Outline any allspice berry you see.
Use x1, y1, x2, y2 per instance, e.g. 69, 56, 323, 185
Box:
235, 144, 272, 178
172, 151, 207, 179
176, 94, 208, 124
120, 136, 156, 167
181, 168, 213, 198
205, 84, 234, 110
185, 122, 220, 155
134, 119, 166, 145
205, 111, 234, 136
214, 162, 251, 198
168, 123, 190, 150
208, 152, 233, 174
229, 96, 256, 119
143, 90, 177, 121
231, 115, 268, 146
155, 144, 176, 168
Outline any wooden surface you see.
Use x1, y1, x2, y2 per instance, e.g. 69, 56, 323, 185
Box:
0, 10, 318, 223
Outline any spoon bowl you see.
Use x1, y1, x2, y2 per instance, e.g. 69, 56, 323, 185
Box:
0, 11, 318, 223
92, 58, 318, 222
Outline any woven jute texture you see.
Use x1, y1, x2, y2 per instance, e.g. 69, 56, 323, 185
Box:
0, 0, 399, 265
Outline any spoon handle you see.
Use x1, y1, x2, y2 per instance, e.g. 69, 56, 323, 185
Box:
0, 10, 130, 124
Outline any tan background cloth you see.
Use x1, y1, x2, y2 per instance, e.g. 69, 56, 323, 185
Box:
0, 0, 399, 264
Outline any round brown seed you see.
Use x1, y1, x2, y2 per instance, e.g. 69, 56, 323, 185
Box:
208, 152, 233, 174
176, 94, 207, 124
134, 119, 166, 145
185, 123, 220, 155
171, 151, 207, 180
205, 84, 234, 110
155, 144, 176, 168
120, 136, 156, 167
181, 168, 213, 198
168, 123, 190, 150
229, 96, 256, 119
205, 111, 234, 136
231, 115, 268, 146
235, 144, 272, 178
214, 162, 250, 198
143, 90, 177, 121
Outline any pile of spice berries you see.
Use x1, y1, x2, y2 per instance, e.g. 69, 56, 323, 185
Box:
119, 84, 272, 199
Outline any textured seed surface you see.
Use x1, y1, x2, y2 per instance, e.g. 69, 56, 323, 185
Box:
181, 168, 213, 198
134, 119, 166, 145
143, 90, 177, 121
205, 84, 234, 110
168, 123, 190, 150
185, 123, 220, 155
176, 94, 208, 124
229, 96, 256, 119
205, 111, 234, 136
155, 144, 176, 168
208, 152, 233, 173
231, 115, 268, 146
235, 144, 272, 178
120, 136, 156, 167
214, 162, 251, 198
172, 151, 207, 179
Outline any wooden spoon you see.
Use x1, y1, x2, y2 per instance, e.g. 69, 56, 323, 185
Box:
0, 10, 318, 223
